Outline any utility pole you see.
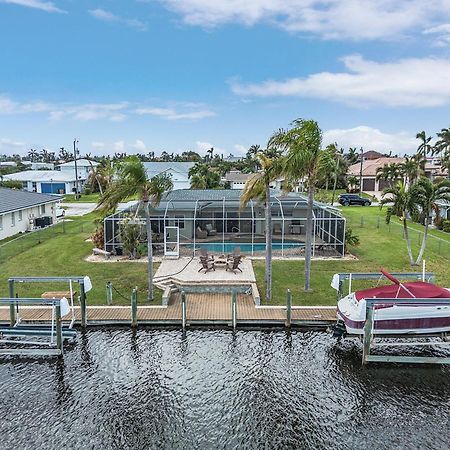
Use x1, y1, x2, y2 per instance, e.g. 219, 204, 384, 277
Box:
73, 139, 80, 199
359, 147, 364, 194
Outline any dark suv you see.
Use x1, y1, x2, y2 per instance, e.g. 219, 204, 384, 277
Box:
338, 194, 371, 206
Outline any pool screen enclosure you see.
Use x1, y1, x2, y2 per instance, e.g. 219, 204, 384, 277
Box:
104, 189, 346, 258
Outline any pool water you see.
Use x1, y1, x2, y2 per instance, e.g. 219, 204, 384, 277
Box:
190, 242, 304, 252
1, 329, 449, 449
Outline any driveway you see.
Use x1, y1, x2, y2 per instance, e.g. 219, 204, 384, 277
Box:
61, 202, 97, 217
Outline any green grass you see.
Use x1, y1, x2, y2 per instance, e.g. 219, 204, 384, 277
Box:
63, 193, 101, 203
255, 206, 450, 306
0, 215, 159, 305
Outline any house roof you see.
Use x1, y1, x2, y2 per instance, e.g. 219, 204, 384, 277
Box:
58, 159, 99, 168
224, 171, 251, 183
143, 162, 195, 179
347, 157, 405, 177
363, 150, 384, 160
4, 170, 83, 182
0, 188, 60, 214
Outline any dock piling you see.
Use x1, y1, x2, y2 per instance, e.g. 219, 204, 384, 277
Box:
181, 291, 187, 330
8, 280, 15, 326
286, 289, 292, 327
80, 281, 87, 328
362, 305, 375, 364
55, 301, 63, 355
232, 291, 237, 330
106, 281, 113, 305
131, 288, 138, 327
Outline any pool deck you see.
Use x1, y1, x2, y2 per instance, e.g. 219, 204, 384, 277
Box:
0, 293, 336, 328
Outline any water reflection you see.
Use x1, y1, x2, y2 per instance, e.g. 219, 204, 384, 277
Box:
0, 329, 449, 450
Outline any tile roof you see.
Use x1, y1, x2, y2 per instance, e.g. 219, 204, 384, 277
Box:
0, 188, 60, 214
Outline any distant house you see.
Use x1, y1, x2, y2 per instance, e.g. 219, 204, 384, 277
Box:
362, 150, 384, 160
0, 188, 60, 240
224, 171, 251, 189
58, 159, 98, 178
223, 153, 244, 163
0, 161, 17, 168
143, 162, 195, 190
4, 170, 86, 194
22, 161, 55, 170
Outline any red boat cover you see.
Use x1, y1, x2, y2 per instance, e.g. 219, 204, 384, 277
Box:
355, 281, 450, 301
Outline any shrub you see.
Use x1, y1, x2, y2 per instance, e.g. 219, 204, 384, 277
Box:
442, 220, 450, 233
344, 227, 360, 253
91, 227, 104, 249
120, 216, 142, 259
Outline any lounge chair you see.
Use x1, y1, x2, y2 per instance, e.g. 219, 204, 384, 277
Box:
226, 256, 243, 273
273, 223, 282, 235
200, 248, 214, 261
196, 227, 208, 239
205, 223, 217, 236
198, 257, 215, 273
227, 246, 241, 261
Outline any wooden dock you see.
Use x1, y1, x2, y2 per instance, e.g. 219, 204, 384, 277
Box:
0, 293, 336, 328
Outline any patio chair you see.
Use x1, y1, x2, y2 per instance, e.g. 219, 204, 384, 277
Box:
198, 257, 215, 273
273, 223, 282, 235
205, 223, 217, 236
196, 227, 208, 239
226, 256, 243, 273
227, 246, 241, 261
200, 247, 214, 262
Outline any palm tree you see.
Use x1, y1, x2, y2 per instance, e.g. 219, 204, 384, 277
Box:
27, 148, 39, 162
269, 119, 324, 291
411, 177, 450, 264
97, 156, 173, 301
346, 175, 359, 193
401, 155, 420, 187
376, 162, 402, 187
240, 152, 283, 301
380, 180, 418, 266
416, 131, 433, 171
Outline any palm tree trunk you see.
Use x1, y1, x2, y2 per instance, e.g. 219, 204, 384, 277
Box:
402, 218, 415, 266
415, 217, 429, 265
265, 184, 272, 301
331, 166, 339, 206
144, 200, 154, 301
304, 184, 314, 291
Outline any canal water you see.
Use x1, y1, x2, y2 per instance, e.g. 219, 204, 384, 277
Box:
1, 329, 449, 450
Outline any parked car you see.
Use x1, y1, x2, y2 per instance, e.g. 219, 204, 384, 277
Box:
55, 206, 66, 218
338, 194, 371, 206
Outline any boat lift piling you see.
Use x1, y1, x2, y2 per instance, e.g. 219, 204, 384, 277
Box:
286, 289, 292, 328
181, 291, 187, 330
131, 288, 138, 327
232, 291, 237, 330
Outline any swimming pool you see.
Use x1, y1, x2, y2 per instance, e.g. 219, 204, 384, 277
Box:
188, 241, 304, 253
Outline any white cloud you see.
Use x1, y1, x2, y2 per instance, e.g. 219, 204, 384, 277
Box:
113, 141, 125, 152
195, 141, 226, 155
91, 141, 105, 149
0, 0, 66, 13
0, 137, 26, 152
231, 55, 450, 107
159, 0, 450, 41
423, 23, 450, 46
323, 126, 417, 154
135, 106, 216, 120
233, 144, 248, 155
131, 139, 148, 152
0, 95, 216, 122
89, 8, 147, 32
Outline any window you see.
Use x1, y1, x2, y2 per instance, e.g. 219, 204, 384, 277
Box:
18, 210, 22, 221
11, 212, 15, 227
40, 205, 46, 214
32, 182, 37, 192
0, 215, 3, 230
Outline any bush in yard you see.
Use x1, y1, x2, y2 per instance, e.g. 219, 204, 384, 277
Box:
120, 216, 142, 260
344, 227, 360, 253
442, 220, 450, 233
91, 227, 104, 249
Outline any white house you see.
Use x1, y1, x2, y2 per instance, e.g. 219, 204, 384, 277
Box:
143, 162, 195, 190
4, 170, 86, 194
224, 170, 251, 189
0, 188, 60, 240
22, 161, 55, 170
58, 158, 98, 178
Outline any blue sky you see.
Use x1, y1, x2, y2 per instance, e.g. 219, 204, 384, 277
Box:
1, 0, 450, 157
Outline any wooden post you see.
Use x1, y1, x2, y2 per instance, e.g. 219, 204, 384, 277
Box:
55, 301, 63, 355
106, 281, 113, 305
8, 279, 15, 326
131, 288, 138, 327
79, 281, 87, 328
181, 291, 186, 331
286, 289, 292, 327
232, 291, 237, 330
362, 304, 374, 364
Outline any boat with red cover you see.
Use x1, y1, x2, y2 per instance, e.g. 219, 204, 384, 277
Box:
336, 270, 450, 335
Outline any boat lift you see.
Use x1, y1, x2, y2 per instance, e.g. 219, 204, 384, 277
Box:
0, 297, 76, 356
333, 271, 450, 365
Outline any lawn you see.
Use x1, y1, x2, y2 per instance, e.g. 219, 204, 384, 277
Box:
63, 193, 101, 203
254, 206, 450, 306
0, 215, 158, 305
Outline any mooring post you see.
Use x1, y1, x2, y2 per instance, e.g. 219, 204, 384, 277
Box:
131, 288, 138, 327
362, 304, 375, 365
232, 291, 237, 330
55, 301, 63, 355
8, 279, 15, 326
79, 281, 87, 328
181, 291, 187, 330
106, 281, 113, 305
286, 289, 292, 327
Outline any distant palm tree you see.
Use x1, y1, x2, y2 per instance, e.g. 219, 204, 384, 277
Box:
401, 155, 420, 187
27, 148, 39, 162
97, 157, 173, 301
346, 175, 359, 193
240, 152, 283, 301
411, 177, 450, 264
376, 162, 402, 186
416, 131, 433, 171
380, 180, 418, 266
269, 119, 325, 291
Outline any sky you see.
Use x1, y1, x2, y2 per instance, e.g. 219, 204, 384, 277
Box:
0, 0, 450, 158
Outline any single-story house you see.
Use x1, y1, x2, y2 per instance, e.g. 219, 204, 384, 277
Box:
3, 170, 86, 194
22, 161, 55, 170
224, 171, 252, 189
0, 188, 60, 240
58, 158, 98, 178
143, 162, 195, 190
